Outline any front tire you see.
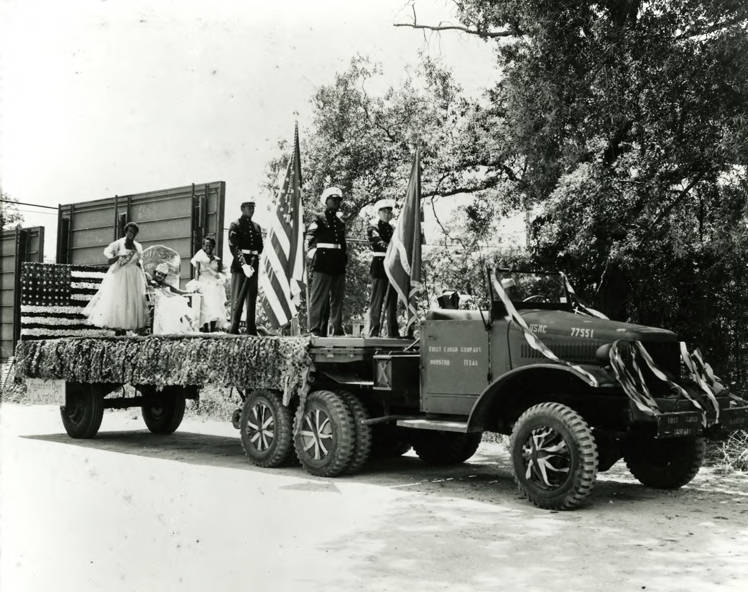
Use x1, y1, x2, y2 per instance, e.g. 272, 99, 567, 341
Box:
240, 389, 293, 468
624, 435, 705, 489
412, 431, 481, 465
60, 383, 104, 439
141, 387, 186, 434
293, 390, 355, 477
510, 402, 598, 510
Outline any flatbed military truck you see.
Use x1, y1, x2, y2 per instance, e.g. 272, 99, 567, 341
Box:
15, 267, 748, 509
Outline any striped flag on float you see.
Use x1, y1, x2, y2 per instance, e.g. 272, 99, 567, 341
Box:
20, 262, 115, 338
259, 123, 306, 328
384, 149, 423, 333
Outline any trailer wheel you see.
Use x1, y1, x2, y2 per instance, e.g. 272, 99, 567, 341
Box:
624, 435, 705, 489
141, 387, 186, 434
412, 431, 481, 465
510, 402, 598, 510
60, 383, 104, 439
294, 390, 355, 477
337, 390, 372, 474
240, 389, 293, 468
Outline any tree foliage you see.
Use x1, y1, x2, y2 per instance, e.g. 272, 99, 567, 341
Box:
263, 2, 748, 385
0, 192, 23, 229
445, 0, 748, 386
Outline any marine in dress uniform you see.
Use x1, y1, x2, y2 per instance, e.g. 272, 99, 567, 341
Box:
228, 200, 264, 335
306, 187, 347, 336
367, 199, 399, 337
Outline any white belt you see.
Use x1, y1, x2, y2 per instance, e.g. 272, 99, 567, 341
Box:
241, 249, 259, 255
372, 252, 386, 257
316, 243, 342, 249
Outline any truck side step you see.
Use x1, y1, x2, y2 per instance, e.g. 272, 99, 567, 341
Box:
395, 419, 471, 433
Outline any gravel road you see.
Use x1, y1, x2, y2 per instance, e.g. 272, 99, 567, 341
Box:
1, 403, 747, 592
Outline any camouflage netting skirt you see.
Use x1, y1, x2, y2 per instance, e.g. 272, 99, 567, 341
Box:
14, 335, 313, 404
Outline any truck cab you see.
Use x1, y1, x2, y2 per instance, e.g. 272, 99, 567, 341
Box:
364, 269, 748, 509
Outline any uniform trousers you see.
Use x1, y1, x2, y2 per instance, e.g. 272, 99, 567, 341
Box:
368, 278, 398, 337
230, 268, 258, 335
309, 271, 345, 336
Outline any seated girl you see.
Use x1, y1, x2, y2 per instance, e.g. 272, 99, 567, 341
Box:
148, 263, 198, 335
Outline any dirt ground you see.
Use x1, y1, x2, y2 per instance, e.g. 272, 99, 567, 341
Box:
1, 403, 747, 592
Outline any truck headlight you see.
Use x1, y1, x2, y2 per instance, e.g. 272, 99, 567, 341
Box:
595, 343, 612, 364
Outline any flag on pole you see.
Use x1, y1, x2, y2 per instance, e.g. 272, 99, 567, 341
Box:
384, 149, 422, 333
259, 123, 305, 328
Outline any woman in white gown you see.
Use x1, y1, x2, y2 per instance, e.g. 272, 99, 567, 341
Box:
83, 222, 148, 334
190, 237, 227, 332
149, 263, 197, 335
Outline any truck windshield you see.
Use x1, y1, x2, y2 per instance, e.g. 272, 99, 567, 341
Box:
495, 270, 571, 311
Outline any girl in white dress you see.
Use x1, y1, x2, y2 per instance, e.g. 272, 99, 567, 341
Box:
190, 237, 227, 331
83, 222, 148, 334
149, 263, 197, 334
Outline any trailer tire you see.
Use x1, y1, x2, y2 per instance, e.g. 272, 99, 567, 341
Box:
624, 435, 705, 489
240, 389, 293, 468
141, 387, 186, 434
412, 431, 481, 465
294, 390, 355, 477
60, 383, 104, 439
510, 402, 598, 510
337, 390, 372, 474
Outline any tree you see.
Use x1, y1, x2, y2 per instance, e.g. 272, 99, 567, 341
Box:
0, 192, 23, 229
262, 55, 504, 325
397, 0, 748, 385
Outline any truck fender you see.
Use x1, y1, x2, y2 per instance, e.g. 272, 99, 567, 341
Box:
466, 364, 601, 433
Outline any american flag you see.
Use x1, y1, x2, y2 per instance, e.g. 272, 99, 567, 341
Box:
259, 123, 305, 328
20, 262, 115, 338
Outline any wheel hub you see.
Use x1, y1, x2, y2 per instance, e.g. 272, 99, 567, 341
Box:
245, 401, 275, 452
299, 408, 333, 461
522, 426, 570, 489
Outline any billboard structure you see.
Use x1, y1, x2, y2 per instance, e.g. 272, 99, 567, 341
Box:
1, 226, 45, 359
57, 182, 226, 282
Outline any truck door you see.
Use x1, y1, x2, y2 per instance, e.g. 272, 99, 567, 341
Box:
421, 320, 491, 416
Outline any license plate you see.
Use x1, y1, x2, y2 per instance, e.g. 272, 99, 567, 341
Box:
656, 411, 702, 438
24, 378, 66, 405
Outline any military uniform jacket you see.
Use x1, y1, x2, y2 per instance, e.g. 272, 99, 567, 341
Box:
306, 210, 347, 276
228, 216, 264, 273
367, 220, 393, 279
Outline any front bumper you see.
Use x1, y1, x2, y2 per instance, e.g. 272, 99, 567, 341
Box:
632, 397, 748, 439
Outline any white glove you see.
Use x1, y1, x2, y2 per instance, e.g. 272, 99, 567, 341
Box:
241, 263, 255, 278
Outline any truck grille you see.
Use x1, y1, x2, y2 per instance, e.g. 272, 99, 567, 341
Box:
520, 340, 680, 377
640, 341, 680, 377
520, 341, 602, 363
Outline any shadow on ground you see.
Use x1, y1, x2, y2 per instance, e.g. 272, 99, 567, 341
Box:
22, 427, 748, 511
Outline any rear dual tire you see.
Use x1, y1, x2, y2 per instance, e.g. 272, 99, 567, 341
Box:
239, 389, 294, 468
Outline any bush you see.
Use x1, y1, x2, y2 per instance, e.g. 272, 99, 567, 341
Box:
708, 431, 748, 474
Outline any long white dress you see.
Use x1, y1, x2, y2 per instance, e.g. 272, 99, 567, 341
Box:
190, 249, 227, 327
152, 284, 195, 335
84, 238, 148, 330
